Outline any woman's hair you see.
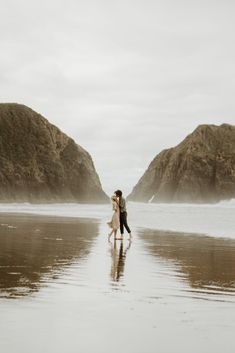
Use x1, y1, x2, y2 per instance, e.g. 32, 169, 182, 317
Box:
115, 190, 122, 197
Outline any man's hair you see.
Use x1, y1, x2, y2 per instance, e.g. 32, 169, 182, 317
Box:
115, 189, 122, 197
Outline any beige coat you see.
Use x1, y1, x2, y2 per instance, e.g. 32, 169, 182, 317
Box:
107, 200, 120, 230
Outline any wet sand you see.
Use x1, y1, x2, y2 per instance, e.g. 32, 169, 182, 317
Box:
0, 213, 234, 353
0, 214, 98, 299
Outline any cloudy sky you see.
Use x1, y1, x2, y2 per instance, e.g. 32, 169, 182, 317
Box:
1, 0, 235, 195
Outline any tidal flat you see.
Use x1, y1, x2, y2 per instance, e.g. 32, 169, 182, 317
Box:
0, 213, 234, 353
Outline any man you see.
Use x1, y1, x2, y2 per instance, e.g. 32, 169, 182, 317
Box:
114, 190, 132, 240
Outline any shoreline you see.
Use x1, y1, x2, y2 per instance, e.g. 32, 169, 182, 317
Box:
0, 201, 234, 239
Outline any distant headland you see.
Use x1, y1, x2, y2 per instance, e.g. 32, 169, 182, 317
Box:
128, 124, 235, 203
0, 103, 108, 203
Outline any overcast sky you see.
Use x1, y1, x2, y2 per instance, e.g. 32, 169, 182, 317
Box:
1, 0, 235, 195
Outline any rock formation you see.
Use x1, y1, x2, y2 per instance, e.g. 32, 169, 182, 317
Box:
128, 124, 235, 203
0, 103, 108, 203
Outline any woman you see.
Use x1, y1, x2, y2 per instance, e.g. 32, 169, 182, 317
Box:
107, 195, 120, 240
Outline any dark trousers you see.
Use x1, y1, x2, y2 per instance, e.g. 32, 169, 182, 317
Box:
120, 211, 131, 234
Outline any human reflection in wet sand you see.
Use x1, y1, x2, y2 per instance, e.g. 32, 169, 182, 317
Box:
109, 239, 131, 283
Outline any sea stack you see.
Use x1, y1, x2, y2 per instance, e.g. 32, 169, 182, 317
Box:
0, 103, 108, 203
128, 124, 235, 203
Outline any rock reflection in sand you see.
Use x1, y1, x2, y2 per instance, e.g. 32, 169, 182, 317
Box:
138, 229, 235, 297
0, 214, 98, 298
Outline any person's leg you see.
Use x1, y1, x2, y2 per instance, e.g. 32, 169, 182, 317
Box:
114, 229, 117, 240
123, 212, 131, 233
123, 212, 132, 239
108, 229, 114, 240
120, 213, 124, 236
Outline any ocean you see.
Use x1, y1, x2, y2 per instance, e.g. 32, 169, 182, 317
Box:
0, 199, 234, 239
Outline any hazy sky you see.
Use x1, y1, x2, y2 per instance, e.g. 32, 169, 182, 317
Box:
1, 0, 235, 195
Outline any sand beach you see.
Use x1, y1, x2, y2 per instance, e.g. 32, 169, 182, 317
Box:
0, 210, 234, 353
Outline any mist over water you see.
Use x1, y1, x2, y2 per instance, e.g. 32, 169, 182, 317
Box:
0, 199, 234, 238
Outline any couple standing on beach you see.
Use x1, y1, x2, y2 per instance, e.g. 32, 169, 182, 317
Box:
107, 189, 132, 241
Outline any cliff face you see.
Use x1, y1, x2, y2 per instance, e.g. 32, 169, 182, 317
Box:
0, 103, 108, 203
128, 124, 235, 203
